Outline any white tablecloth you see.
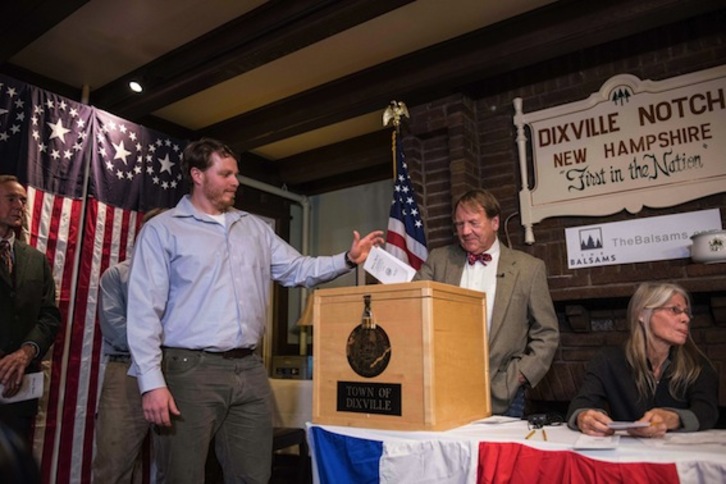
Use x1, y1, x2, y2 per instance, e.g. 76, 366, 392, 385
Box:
308, 418, 726, 483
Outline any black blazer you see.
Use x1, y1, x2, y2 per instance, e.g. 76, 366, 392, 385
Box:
0, 240, 61, 415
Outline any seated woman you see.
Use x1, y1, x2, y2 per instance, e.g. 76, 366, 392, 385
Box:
567, 282, 719, 438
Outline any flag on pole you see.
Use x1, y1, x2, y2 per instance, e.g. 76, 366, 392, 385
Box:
384, 131, 428, 270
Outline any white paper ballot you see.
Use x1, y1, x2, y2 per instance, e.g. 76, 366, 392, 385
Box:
607, 421, 650, 430
363, 246, 416, 284
474, 416, 521, 425
0, 372, 44, 403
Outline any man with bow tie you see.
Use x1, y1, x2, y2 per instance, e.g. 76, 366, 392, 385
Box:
415, 189, 558, 417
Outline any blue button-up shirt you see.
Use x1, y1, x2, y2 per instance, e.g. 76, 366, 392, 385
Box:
98, 258, 132, 357
127, 195, 350, 393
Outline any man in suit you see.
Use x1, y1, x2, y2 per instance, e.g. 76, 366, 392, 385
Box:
0, 175, 61, 444
414, 189, 558, 416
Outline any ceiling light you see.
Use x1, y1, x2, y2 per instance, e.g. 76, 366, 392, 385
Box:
129, 81, 143, 93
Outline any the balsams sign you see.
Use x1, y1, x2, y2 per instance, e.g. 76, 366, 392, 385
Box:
514, 65, 726, 244
565, 209, 722, 269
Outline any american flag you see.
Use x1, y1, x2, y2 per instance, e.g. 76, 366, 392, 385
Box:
62, 108, 186, 484
1, 73, 186, 483
384, 131, 428, 270
11, 81, 95, 484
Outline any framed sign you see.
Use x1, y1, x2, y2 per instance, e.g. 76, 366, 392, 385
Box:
514, 65, 726, 243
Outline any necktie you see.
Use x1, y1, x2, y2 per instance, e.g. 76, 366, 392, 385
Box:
0, 240, 11, 275
467, 252, 492, 266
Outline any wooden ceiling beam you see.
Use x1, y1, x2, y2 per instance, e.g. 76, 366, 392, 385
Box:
90, 0, 415, 120
275, 130, 392, 186
0, 0, 89, 63
0, 63, 83, 102
199, 0, 725, 153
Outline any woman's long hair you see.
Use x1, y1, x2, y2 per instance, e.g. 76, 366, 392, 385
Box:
624, 282, 709, 400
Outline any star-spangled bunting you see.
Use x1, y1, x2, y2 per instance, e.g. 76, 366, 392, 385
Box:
90, 109, 187, 211
24, 84, 94, 199
2, 78, 97, 484
385, 131, 428, 269
0, 75, 30, 177
0, 73, 187, 484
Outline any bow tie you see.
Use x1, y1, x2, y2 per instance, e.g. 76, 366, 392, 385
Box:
467, 252, 492, 266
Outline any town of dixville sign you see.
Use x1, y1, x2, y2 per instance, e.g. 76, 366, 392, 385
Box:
513, 64, 726, 244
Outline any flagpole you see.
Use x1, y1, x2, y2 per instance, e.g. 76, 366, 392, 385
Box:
382, 101, 428, 271
384, 100, 409, 176
391, 131, 397, 180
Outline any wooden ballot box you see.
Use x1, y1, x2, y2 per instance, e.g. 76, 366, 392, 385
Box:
312, 281, 490, 431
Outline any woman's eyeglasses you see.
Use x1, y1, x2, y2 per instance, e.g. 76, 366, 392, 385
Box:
650, 306, 692, 318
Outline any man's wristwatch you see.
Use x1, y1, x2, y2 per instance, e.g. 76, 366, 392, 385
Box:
345, 251, 357, 268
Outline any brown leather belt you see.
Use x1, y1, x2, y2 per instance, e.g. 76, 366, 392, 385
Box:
208, 348, 254, 359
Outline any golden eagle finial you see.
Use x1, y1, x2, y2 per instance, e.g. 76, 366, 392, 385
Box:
382, 100, 409, 131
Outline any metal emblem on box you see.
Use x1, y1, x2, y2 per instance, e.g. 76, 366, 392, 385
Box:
346, 295, 391, 378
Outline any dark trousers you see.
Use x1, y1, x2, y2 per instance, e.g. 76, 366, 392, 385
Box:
503, 385, 526, 418
0, 403, 35, 449
154, 349, 273, 484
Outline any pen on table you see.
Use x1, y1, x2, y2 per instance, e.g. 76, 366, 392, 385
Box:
542, 429, 548, 441
525, 429, 536, 440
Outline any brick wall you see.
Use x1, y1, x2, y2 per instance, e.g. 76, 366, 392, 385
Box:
404, 13, 726, 410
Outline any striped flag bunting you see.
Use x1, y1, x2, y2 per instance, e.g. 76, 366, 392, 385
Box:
1, 73, 186, 484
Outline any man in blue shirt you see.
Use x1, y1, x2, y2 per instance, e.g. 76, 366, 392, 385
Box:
127, 138, 384, 483
93, 208, 165, 483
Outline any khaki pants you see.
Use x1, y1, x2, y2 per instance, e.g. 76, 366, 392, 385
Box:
154, 349, 273, 484
93, 359, 150, 484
